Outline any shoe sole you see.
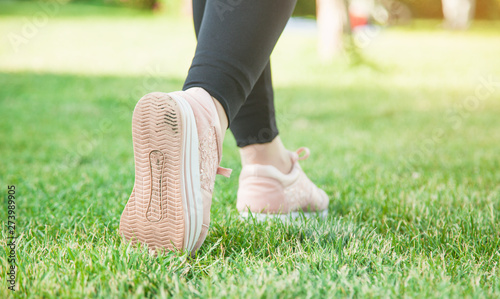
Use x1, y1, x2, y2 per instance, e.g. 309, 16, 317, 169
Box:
119, 92, 203, 254
239, 209, 328, 222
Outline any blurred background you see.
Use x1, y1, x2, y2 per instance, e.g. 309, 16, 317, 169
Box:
1, 0, 500, 185
3, 0, 500, 59
1, 0, 499, 180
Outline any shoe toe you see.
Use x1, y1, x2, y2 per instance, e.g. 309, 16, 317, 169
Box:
313, 186, 329, 211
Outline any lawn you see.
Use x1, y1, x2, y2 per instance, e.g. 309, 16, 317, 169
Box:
1, 2, 500, 298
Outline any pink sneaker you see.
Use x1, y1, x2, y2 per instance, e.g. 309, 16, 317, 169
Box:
237, 148, 329, 221
119, 88, 230, 254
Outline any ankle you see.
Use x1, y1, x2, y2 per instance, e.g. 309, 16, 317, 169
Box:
186, 87, 228, 140
212, 97, 228, 134
239, 136, 293, 174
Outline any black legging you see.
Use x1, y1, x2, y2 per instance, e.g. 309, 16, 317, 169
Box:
183, 0, 297, 147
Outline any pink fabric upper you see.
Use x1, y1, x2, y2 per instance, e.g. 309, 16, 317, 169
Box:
175, 88, 230, 252
237, 148, 329, 214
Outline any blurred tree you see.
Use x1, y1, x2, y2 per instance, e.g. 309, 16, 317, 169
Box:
316, 0, 347, 61
182, 0, 191, 16
442, 0, 476, 29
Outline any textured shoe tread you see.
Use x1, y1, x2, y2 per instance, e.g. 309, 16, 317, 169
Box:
119, 93, 186, 252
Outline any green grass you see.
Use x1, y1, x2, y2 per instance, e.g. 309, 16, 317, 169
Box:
1, 3, 500, 298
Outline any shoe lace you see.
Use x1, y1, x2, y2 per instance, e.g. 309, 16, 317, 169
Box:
296, 147, 310, 160
292, 147, 310, 163
217, 166, 232, 178
215, 148, 310, 178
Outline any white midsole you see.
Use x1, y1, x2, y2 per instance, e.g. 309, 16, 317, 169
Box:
240, 209, 328, 222
170, 94, 203, 253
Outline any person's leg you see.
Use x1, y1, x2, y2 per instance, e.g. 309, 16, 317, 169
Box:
191, 0, 205, 34
120, 0, 327, 254
229, 62, 276, 147
186, 1, 327, 221
183, 0, 297, 127
231, 64, 292, 174
189, 0, 293, 174
190, 0, 228, 138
